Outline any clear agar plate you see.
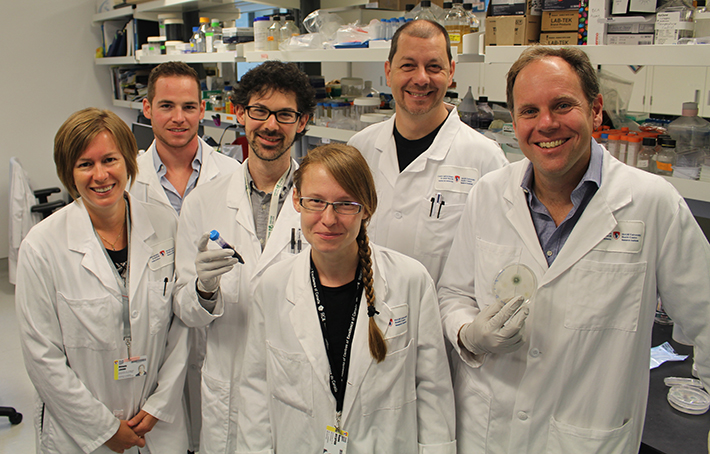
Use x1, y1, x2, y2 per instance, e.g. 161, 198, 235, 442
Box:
667, 385, 710, 415
492, 263, 537, 304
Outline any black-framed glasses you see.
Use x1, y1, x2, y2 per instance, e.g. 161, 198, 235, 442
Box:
299, 197, 363, 215
245, 106, 302, 124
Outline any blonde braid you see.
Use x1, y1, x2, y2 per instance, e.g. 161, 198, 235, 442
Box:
357, 226, 387, 362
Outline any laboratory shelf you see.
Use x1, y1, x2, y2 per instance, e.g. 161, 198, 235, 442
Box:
306, 126, 357, 143
244, 46, 391, 63
481, 44, 710, 67
134, 0, 298, 13
95, 56, 138, 65
112, 99, 144, 110
93, 6, 135, 23
139, 50, 245, 64
662, 175, 710, 203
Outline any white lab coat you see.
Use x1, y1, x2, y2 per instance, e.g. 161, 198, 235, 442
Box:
16, 195, 189, 454
173, 159, 306, 454
130, 137, 240, 451
131, 137, 241, 219
8, 157, 41, 284
237, 244, 456, 454
348, 107, 508, 283
438, 145, 710, 454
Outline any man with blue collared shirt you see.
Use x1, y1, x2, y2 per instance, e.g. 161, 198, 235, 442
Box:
130, 61, 240, 454
438, 46, 710, 453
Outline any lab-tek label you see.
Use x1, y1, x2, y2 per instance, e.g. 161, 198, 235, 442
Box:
595, 220, 645, 253
435, 165, 480, 193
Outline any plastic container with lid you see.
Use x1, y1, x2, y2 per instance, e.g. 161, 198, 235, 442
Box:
607, 134, 621, 160
668, 101, 710, 181
164, 18, 184, 42
254, 16, 271, 51
618, 135, 629, 164
636, 137, 658, 172
341, 77, 364, 98
354, 97, 381, 130
667, 385, 710, 415
360, 113, 389, 128
147, 36, 166, 55
626, 135, 643, 166
158, 13, 180, 39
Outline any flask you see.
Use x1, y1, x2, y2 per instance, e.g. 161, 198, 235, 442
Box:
415, 0, 439, 22
476, 96, 494, 131
268, 15, 280, 50
458, 86, 479, 129
656, 138, 677, 176
444, 0, 467, 53
636, 137, 657, 172
279, 15, 300, 46
463, 3, 481, 33
190, 27, 204, 53
667, 101, 710, 180
254, 16, 270, 51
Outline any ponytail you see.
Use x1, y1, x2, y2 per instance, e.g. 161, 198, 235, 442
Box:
357, 226, 387, 362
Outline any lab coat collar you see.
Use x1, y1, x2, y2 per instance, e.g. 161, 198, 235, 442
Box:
503, 147, 634, 286
284, 244, 393, 426
373, 107, 461, 186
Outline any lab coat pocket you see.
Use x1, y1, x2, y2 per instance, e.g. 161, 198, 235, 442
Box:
200, 371, 231, 453
474, 238, 524, 304
266, 342, 313, 416
362, 338, 416, 416
564, 260, 647, 332
546, 416, 634, 454
148, 278, 174, 335
56, 292, 117, 350
415, 197, 465, 256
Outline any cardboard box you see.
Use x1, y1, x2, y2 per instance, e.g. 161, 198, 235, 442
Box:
486, 15, 541, 44
376, 0, 444, 10
543, 0, 581, 10
540, 31, 579, 44
606, 33, 654, 44
587, 0, 608, 45
490, 0, 527, 16
541, 10, 580, 31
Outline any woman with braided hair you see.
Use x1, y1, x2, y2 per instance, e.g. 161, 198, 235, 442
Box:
236, 143, 456, 454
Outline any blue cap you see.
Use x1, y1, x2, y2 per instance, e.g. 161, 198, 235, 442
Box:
210, 230, 220, 240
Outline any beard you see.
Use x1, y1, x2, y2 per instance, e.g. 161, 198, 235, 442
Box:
247, 131, 295, 162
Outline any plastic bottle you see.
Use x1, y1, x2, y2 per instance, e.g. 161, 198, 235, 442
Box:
189, 27, 202, 53
205, 19, 222, 53
279, 15, 299, 46
626, 135, 643, 166
636, 137, 657, 173
444, 0, 467, 53
254, 16, 270, 51
656, 138, 677, 176
607, 134, 621, 159
404, 4, 417, 19
476, 96, 494, 131
599, 132, 608, 146
268, 15, 280, 50
223, 86, 235, 114
618, 135, 628, 164
415, 0, 439, 22
667, 101, 710, 180
458, 87, 479, 129
462, 3, 481, 33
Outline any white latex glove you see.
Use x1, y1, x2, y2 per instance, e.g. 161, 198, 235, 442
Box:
459, 296, 529, 356
195, 231, 239, 294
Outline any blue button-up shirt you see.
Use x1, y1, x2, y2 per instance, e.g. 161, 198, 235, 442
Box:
152, 143, 203, 215
521, 140, 603, 266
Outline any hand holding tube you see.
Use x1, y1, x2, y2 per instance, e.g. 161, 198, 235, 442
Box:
459, 296, 529, 356
195, 232, 238, 295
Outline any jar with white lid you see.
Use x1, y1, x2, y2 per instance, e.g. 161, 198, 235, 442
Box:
354, 97, 381, 130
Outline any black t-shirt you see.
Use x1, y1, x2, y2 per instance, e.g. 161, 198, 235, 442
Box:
107, 246, 128, 279
320, 278, 360, 387
394, 112, 450, 172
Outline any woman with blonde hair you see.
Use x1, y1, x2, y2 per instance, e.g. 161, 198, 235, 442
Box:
237, 143, 456, 453
16, 108, 189, 453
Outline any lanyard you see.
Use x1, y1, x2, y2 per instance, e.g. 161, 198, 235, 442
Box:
94, 197, 132, 357
244, 161, 290, 246
310, 259, 363, 429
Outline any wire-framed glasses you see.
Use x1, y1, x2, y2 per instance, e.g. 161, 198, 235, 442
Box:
299, 197, 363, 215
245, 106, 302, 124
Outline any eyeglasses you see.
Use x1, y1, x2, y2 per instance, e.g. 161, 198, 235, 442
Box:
244, 106, 302, 124
299, 197, 363, 215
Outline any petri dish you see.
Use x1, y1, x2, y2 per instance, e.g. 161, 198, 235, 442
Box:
667, 385, 710, 415
492, 263, 537, 304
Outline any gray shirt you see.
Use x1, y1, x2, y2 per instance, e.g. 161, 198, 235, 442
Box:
521, 140, 603, 266
245, 161, 295, 250
152, 143, 203, 215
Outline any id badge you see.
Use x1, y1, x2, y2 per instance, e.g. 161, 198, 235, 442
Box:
114, 356, 148, 380
323, 425, 348, 454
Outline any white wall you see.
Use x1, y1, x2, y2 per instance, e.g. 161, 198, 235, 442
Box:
1, 0, 135, 258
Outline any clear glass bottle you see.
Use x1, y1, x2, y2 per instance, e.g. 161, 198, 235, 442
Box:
198, 17, 210, 51
656, 138, 677, 176
458, 86, 478, 129
404, 4, 417, 19
463, 3, 481, 33
444, 0, 467, 53
668, 101, 710, 180
223, 85, 235, 114
636, 137, 657, 172
190, 27, 202, 53
254, 16, 270, 51
476, 96, 494, 131
415, 0, 439, 22
268, 15, 280, 50
279, 15, 300, 47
